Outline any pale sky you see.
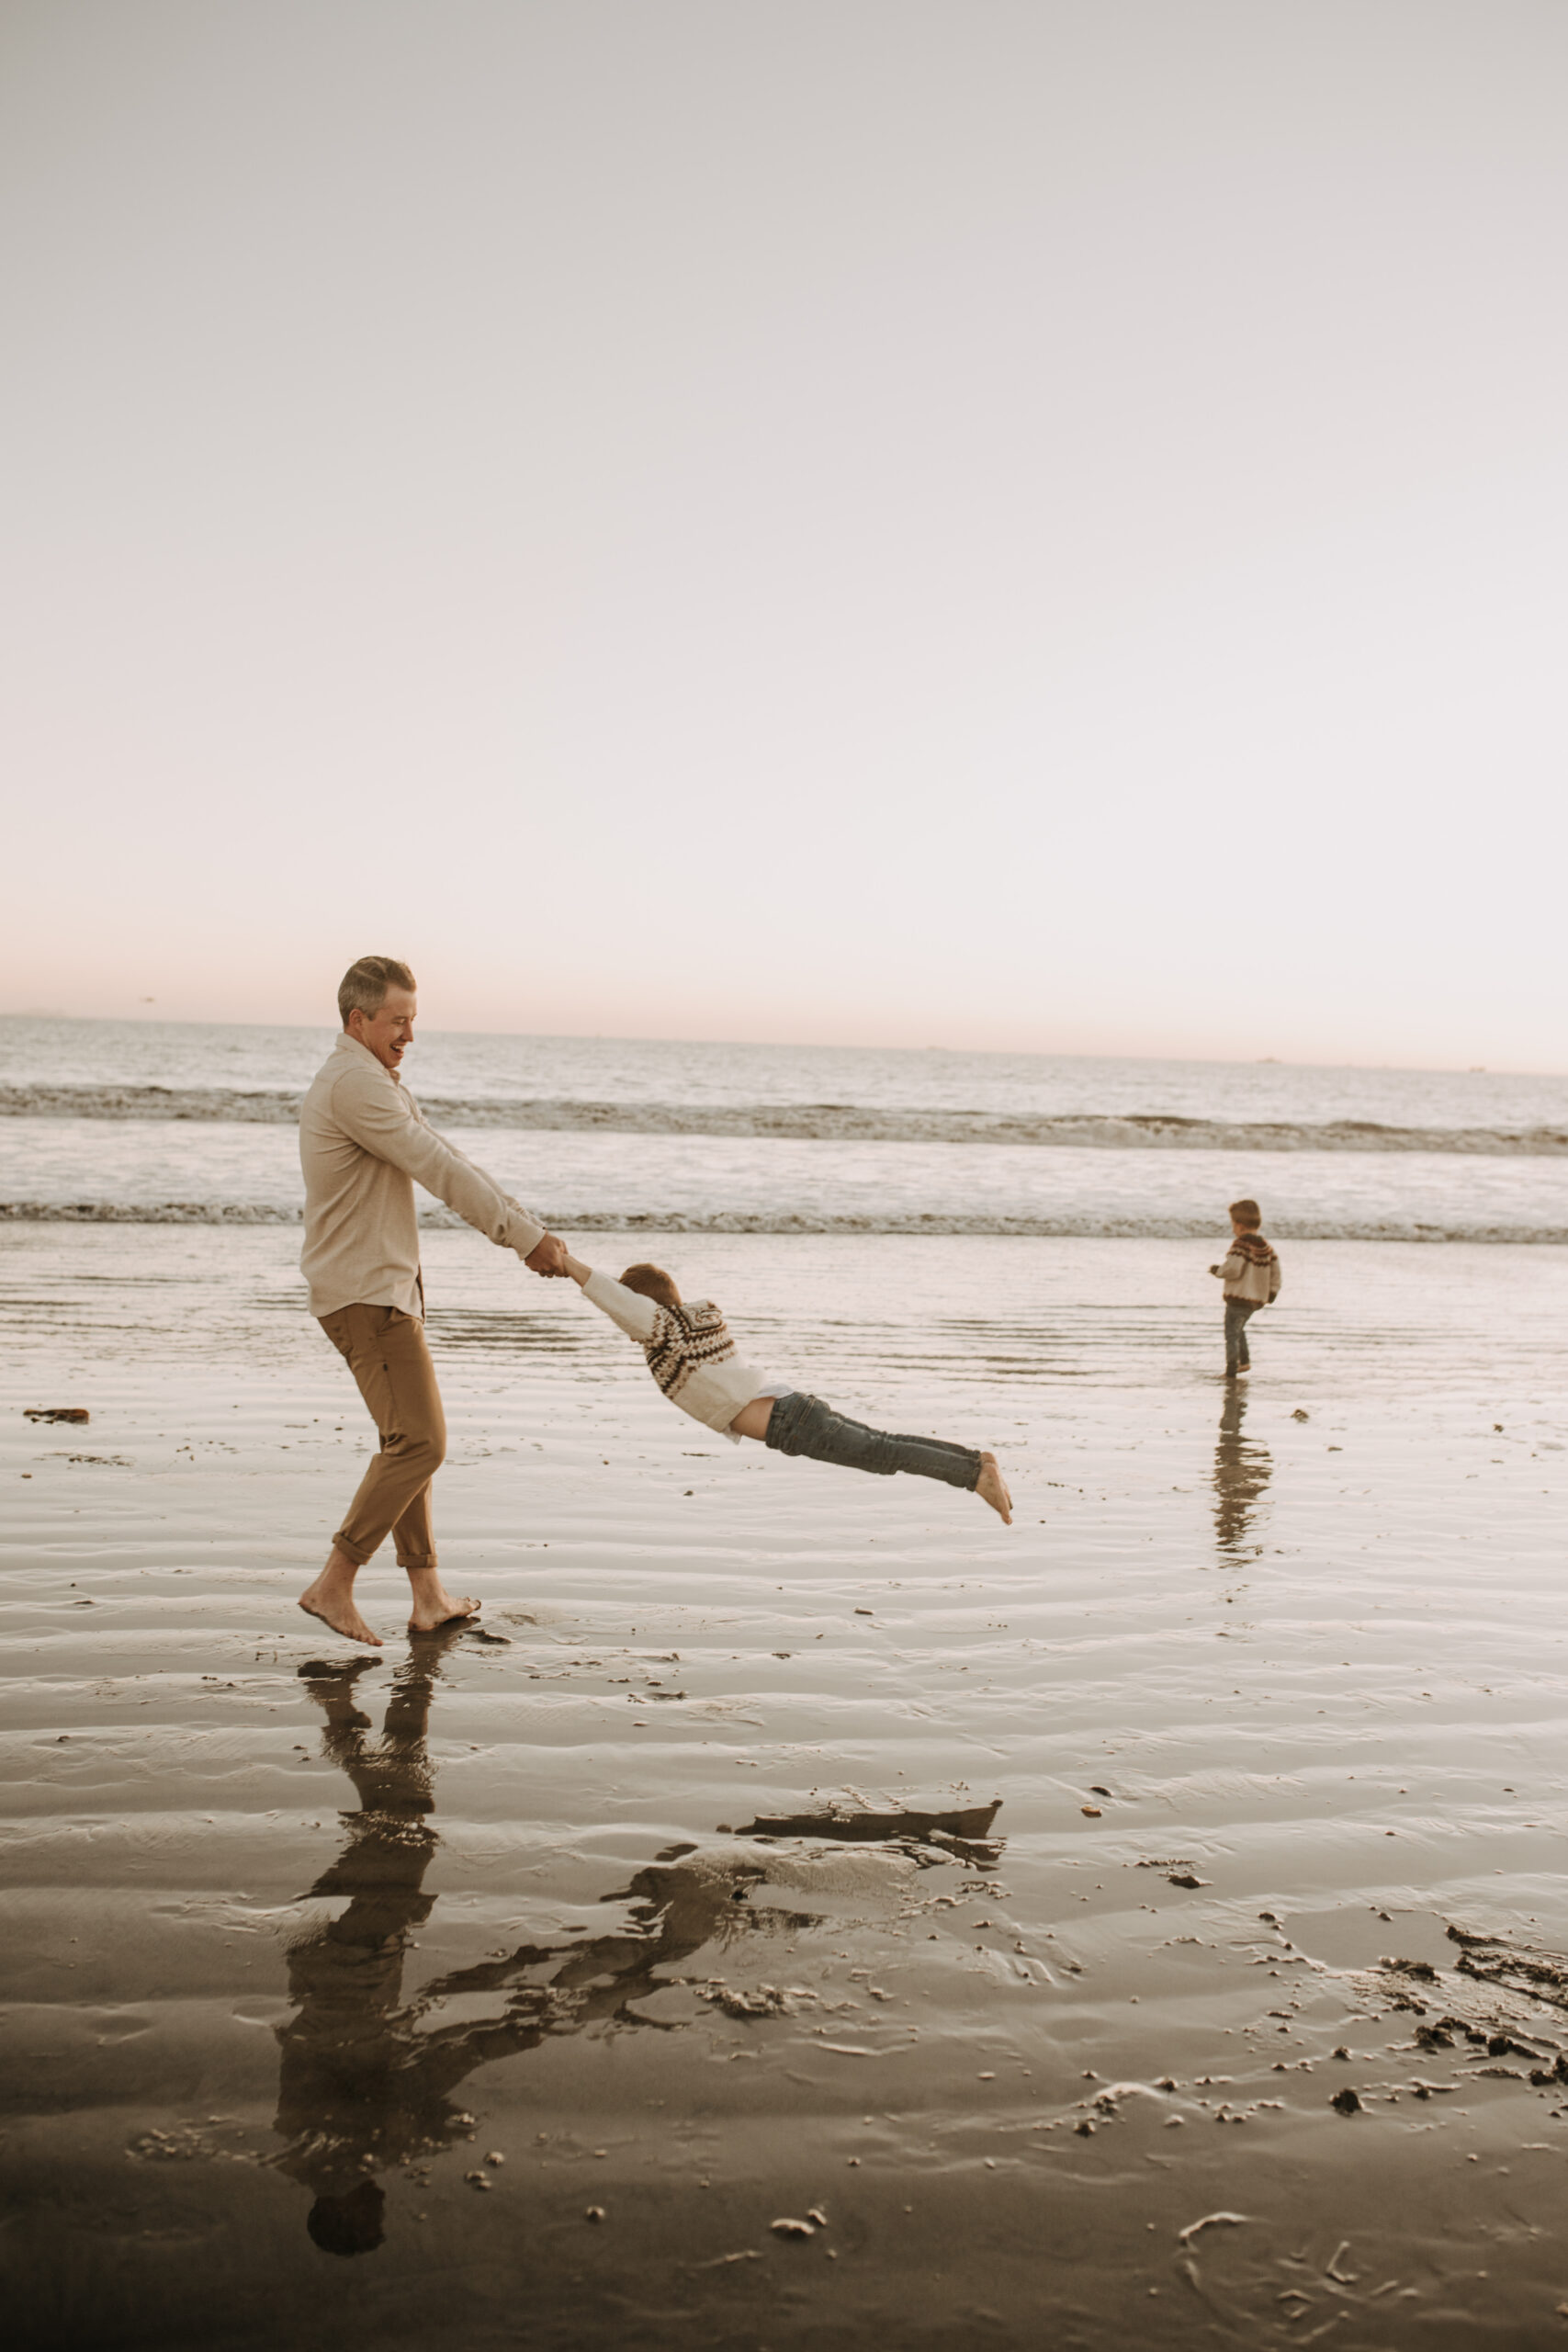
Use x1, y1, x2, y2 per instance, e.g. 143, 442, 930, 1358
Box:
4, 1, 1564, 1069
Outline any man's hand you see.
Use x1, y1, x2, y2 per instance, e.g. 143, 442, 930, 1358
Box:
525, 1233, 570, 1278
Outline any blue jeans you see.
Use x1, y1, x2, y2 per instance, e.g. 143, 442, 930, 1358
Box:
764, 1391, 982, 1490
1224, 1297, 1258, 1375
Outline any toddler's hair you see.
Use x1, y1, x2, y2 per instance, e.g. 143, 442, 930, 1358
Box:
619, 1262, 682, 1310
1228, 1198, 1262, 1228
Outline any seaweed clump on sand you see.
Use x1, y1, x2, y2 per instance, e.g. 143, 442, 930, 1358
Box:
731, 1800, 1003, 1871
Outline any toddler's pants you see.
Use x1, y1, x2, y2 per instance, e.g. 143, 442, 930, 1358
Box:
1224, 1297, 1258, 1375
764, 1390, 981, 1490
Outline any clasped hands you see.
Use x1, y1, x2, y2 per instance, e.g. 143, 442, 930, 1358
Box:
524, 1233, 571, 1278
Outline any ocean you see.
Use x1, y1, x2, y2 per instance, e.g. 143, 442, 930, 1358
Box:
2, 1014, 1564, 1242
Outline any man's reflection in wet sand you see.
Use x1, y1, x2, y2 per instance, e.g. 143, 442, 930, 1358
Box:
274, 1634, 799, 2256
1212, 1385, 1273, 1559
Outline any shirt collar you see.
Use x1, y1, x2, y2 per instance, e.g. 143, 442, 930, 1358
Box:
333, 1031, 399, 1084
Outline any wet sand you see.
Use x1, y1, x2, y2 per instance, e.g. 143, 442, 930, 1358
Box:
3, 1227, 1567, 2350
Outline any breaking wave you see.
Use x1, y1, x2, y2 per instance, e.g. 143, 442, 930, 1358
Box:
4, 1085, 1566, 1157
3, 1200, 1563, 1244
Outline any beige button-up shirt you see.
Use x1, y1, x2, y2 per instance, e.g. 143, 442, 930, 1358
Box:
299, 1033, 546, 1318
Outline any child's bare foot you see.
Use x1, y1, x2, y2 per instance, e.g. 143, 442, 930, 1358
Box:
299, 1551, 382, 1646
406, 1566, 480, 1634
976, 1453, 1012, 1525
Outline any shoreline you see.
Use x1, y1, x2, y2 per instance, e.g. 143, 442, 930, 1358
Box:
4, 1227, 1567, 2346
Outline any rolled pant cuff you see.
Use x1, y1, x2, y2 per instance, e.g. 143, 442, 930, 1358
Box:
331, 1529, 376, 1568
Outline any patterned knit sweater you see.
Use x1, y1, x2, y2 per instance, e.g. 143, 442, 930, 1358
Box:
581, 1270, 775, 1438
1211, 1232, 1281, 1306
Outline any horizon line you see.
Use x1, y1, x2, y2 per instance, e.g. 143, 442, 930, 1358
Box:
0, 1009, 1560, 1082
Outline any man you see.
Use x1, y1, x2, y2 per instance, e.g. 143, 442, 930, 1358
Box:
297, 956, 567, 1645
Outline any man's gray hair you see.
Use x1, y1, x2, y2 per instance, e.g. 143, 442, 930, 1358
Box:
337, 956, 416, 1026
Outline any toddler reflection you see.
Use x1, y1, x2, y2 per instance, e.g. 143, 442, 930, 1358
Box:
1212, 1385, 1273, 1558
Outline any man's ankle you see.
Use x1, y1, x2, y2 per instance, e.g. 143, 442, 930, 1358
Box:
312, 1547, 361, 1585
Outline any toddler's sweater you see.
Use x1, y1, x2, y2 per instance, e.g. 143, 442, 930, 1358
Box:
581, 1271, 778, 1439
1212, 1233, 1281, 1306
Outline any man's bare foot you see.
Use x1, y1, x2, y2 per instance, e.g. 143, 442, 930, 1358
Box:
976, 1453, 1013, 1525
299, 1552, 382, 1646
406, 1567, 480, 1634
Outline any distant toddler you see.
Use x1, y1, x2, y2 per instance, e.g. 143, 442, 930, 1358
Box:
1209, 1198, 1281, 1377
562, 1253, 1013, 1522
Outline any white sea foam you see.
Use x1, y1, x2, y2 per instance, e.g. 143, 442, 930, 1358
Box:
3, 1082, 1564, 1157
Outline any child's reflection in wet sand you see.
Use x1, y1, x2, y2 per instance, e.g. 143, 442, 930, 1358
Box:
273, 1633, 797, 2256
1212, 1385, 1273, 1559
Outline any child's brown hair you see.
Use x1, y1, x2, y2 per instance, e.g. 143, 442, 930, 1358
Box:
619, 1261, 682, 1310
1228, 1199, 1262, 1228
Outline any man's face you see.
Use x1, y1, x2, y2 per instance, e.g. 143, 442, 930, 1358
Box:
347, 986, 417, 1078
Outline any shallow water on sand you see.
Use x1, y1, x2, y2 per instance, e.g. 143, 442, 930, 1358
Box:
3, 1227, 1567, 2350
6, 1118, 1566, 1240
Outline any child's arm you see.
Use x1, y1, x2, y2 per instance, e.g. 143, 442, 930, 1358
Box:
1209, 1250, 1244, 1281
563, 1255, 660, 1343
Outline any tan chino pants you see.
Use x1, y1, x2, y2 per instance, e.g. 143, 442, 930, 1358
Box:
320, 1304, 446, 1571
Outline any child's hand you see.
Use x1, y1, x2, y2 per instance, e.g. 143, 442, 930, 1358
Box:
562, 1252, 592, 1285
